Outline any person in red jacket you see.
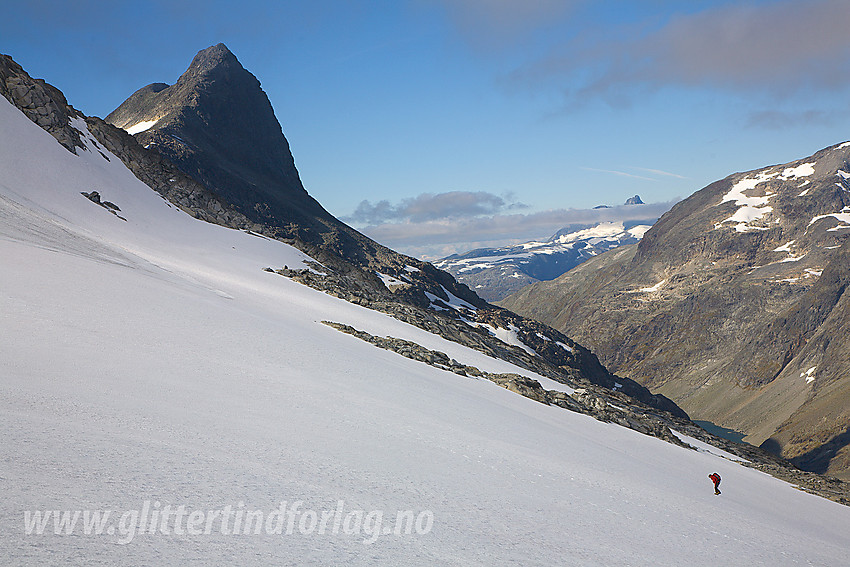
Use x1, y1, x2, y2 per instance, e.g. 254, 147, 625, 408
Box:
709, 472, 721, 495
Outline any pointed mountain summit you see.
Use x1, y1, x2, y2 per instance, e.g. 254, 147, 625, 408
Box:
105, 43, 492, 306
106, 43, 342, 253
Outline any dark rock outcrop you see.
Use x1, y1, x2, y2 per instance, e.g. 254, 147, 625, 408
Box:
0, 54, 84, 153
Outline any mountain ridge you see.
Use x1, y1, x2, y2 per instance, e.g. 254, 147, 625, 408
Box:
4, 45, 693, 422
502, 141, 850, 477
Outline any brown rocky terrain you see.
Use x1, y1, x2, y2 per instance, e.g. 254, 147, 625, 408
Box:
501, 146, 850, 478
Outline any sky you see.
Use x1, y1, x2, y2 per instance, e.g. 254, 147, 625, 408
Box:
4, 0, 850, 259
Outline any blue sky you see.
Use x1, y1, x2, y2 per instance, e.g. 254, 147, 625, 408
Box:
4, 0, 850, 258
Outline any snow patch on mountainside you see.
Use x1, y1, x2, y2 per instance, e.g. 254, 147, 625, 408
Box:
468, 323, 537, 356
717, 172, 776, 232
801, 366, 817, 384
556, 341, 574, 353
633, 279, 666, 293
809, 208, 850, 229
780, 162, 816, 179
425, 285, 477, 313
377, 272, 408, 289
124, 119, 159, 135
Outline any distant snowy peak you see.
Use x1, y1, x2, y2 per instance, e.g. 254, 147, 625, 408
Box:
436, 219, 656, 302
594, 194, 645, 208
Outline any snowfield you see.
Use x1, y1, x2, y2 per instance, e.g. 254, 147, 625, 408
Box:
2, 96, 850, 566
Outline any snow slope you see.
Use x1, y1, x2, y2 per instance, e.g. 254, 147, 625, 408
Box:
2, 96, 850, 565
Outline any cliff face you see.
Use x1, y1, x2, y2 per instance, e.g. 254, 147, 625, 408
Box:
502, 144, 850, 478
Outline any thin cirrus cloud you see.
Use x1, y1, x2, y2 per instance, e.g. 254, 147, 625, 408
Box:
580, 167, 657, 182
632, 167, 688, 179
508, 0, 850, 106
581, 167, 687, 182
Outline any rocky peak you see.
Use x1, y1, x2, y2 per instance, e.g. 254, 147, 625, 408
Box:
106, 43, 334, 247
183, 43, 241, 79
104, 44, 488, 304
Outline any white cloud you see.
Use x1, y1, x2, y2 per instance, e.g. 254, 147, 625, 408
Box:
343, 190, 527, 224
357, 200, 678, 260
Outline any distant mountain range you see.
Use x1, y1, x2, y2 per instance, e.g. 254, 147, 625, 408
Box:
435, 197, 657, 301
